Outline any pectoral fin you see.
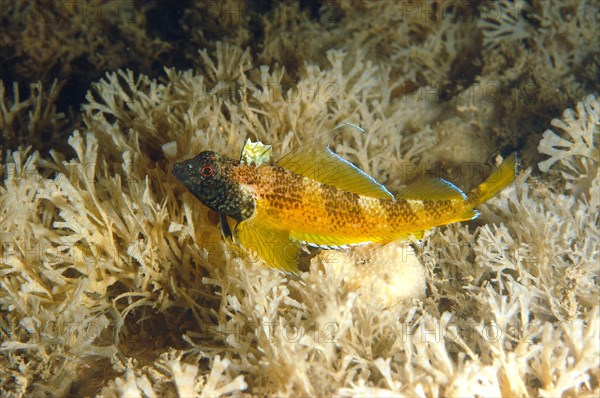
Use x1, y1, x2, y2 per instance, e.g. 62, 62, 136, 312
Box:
234, 218, 300, 273
220, 214, 234, 240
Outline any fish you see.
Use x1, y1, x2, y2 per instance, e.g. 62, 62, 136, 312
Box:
172, 123, 517, 273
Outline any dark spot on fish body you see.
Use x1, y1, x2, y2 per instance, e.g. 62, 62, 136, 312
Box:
386, 199, 417, 224
257, 166, 304, 201
233, 164, 258, 185
321, 187, 365, 229
285, 178, 305, 198
426, 199, 451, 219
423, 200, 445, 219
319, 184, 336, 199
440, 200, 452, 216
307, 214, 318, 224
272, 186, 287, 195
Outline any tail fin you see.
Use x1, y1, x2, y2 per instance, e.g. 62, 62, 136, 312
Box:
468, 153, 518, 206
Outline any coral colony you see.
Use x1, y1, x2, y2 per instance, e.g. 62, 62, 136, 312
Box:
0, 1, 598, 396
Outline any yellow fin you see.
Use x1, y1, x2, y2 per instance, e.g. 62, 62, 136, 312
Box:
290, 229, 426, 248
397, 178, 467, 201
277, 123, 394, 200
449, 209, 480, 224
290, 231, 384, 248
401, 230, 425, 240
469, 153, 518, 205
234, 218, 300, 273
240, 138, 272, 165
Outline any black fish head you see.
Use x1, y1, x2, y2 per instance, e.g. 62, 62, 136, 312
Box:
173, 151, 255, 220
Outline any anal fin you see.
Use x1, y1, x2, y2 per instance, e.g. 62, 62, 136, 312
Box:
290, 231, 383, 248
397, 230, 425, 241
290, 229, 427, 248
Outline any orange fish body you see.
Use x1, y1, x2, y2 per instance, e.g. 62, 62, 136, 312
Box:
173, 123, 517, 272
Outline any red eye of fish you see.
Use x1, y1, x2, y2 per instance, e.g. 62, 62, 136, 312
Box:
200, 165, 215, 179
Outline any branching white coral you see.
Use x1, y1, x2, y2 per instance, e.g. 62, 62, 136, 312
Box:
199, 41, 252, 86
478, 0, 533, 49
530, 310, 600, 396
0, 79, 68, 150
538, 95, 599, 196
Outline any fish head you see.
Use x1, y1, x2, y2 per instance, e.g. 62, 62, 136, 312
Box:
173, 151, 255, 221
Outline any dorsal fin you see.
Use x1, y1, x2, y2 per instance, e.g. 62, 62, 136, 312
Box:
240, 138, 272, 165
397, 178, 467, 201
277, 123, 394, 200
